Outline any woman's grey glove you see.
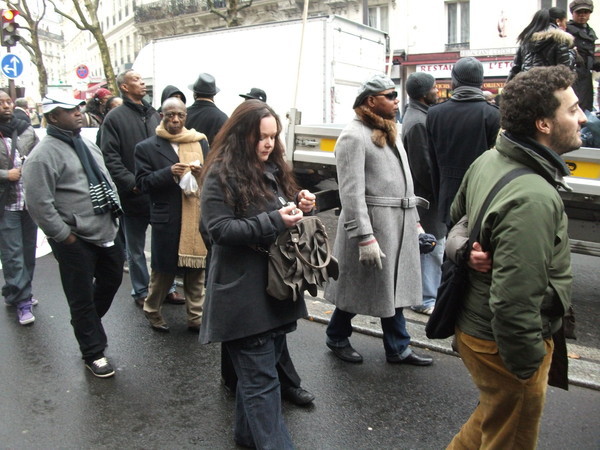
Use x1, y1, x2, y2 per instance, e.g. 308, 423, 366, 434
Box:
358, 235, 386, 270
419, 233, 437, 254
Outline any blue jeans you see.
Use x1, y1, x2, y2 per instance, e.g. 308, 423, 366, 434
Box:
326, 307, 412, 358
0, 210, 37, 305
48, 237, 124, 360
419, 237, 445, 309
121, 215, 176, 300
225, 333, 294, 450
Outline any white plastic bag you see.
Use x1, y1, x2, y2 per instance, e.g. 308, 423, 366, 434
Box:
179, 160, 201, 196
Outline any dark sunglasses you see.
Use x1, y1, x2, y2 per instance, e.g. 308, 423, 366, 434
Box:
372, 91, 398, 100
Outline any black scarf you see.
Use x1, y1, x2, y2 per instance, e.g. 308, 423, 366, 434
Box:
0, 116, 29, 138
46, 125, 123, 218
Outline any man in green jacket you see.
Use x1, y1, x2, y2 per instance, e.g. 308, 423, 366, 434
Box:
447, 65, 582, 449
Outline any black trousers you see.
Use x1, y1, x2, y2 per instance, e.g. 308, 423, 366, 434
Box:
221, 335, 301, 392
49, 237, 124, 361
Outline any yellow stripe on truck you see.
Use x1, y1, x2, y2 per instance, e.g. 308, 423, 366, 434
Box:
320, 138, 337, 152
564, 160, 600, 180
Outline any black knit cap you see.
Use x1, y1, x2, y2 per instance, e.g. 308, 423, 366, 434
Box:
451, 57, 484, 88
406, 72, 435, 100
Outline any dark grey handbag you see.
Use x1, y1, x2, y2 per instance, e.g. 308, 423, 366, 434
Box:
266, 216, 339, 302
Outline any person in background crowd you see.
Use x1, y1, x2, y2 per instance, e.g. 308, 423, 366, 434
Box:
427, 57, 501, 230
82, 88, 113, 127
507, 8, 575, 82
13, 98, 31, 125
200, 99, 315, 449
135, 97, 208, 333
95, 97, 123, 147
186, 73, 228, 145
239, 87, 267, 102
219, 87, 315, 407
23, 95, 124, 378
160, 85, 187, 109
324, 74, 434, 367
447, 64, 579, 450
402, 72, 444, 316
566, 0, 600, 111
0, 91, 39, 325
101, 70, 184, 308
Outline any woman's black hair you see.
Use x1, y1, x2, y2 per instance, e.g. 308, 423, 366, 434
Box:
517, 9, 552, 43
549, 7, 567, 23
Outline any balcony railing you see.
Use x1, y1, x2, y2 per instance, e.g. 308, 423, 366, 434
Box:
134, 0, 250, 23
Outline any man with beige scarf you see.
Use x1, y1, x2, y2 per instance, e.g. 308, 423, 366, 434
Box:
135, 97, 209, 332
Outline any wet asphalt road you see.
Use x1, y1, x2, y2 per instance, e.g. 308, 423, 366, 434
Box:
1, 254, 599, 449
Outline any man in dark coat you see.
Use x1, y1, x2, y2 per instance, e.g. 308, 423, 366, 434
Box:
101, 70, 184, 307
186, 73, 228, 145
566, 0, 600, 111
426, 57, 501, 228
402, 72, 444, 316
135, 98, 208, 332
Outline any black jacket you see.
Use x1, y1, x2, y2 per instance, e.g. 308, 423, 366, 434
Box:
508, 25, 575, 81
186, 100, 228, 145
426, 90, 501, 227
100, 97, 160, 216
566, 20, 600, 111
199, 163, 307, 344
134, 135, 208, 273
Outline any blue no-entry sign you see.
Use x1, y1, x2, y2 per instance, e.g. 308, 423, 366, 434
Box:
1, 54, 23, 79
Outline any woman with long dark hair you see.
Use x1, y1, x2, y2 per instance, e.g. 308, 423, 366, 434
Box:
199, 99, 315, 449
507, 8, 575, 81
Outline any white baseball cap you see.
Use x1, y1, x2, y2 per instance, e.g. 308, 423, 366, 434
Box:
42, 95, 85, 114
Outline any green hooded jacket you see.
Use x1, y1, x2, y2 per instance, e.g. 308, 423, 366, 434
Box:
450, 131, 572, 379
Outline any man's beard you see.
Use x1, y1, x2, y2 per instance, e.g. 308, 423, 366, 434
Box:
549, 120, 582, 155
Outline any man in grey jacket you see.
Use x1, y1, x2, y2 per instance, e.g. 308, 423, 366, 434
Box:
23, 95, 124, 378
324, 74, 433, 366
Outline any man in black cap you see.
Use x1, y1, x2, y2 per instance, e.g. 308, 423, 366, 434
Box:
426, 57, 500, 230
186, 73, 228, 145
239, 88, 267, 102
566, 0, 600, 111
402, 72, 444, 316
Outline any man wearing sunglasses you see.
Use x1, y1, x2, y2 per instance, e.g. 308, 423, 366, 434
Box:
426, 57, 501, 231
324, 74, 434, 367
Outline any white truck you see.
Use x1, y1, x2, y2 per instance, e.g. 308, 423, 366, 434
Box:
132, 15, 388, 125
285, 115, 600, 257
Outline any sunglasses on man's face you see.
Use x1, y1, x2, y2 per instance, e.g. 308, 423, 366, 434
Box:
372, 91, 398, 100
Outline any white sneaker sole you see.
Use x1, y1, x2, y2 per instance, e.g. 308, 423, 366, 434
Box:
19, 316, 35, 325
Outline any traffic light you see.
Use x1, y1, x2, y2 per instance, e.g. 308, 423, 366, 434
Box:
1, 9, 21, 48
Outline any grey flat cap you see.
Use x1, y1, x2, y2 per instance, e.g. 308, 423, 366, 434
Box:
353, 74, 396, 109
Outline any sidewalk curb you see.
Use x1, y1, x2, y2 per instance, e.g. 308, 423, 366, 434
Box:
305, 297, 600, 391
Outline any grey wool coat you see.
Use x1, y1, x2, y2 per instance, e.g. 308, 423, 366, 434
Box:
324, 116, 422, 318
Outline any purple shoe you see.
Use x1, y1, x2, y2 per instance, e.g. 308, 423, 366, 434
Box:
17, 299, 35, 325
5, 297, 38, 307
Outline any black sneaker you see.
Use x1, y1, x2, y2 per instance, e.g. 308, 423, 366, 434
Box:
85, 356, 115, 378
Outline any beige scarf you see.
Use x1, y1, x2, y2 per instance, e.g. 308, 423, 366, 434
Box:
355, 105, 397, 148
156, 124, 208, 268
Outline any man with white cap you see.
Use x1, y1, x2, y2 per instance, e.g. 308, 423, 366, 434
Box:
186, 73, 228, 145
324, 74, 433, 367
23, 95, 124, 378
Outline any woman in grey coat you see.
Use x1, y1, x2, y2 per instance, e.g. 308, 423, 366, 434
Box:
324, 74, 433, 366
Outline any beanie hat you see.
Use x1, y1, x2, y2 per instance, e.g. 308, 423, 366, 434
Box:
406, 72, 436, 100
353, 74, 396, 108
451, 57, 484, 88
570, 0, 593, 13
94, 88, 112, 100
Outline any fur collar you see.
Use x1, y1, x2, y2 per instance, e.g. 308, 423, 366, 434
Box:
354, 105, 397, 148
